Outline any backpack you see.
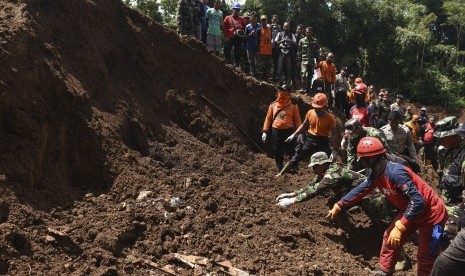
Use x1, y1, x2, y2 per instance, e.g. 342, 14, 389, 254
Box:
441, 147, 465, 201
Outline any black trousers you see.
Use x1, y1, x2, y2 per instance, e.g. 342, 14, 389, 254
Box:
277, 52, 292, 84
224, 36, 242, 66
431, 229, 465, 275
272, 128, 295, 170
272, 48, 279, 80
289, 134, 331, 167
335, 90, 348, 118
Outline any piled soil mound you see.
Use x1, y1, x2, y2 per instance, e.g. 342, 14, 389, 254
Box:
0, 0, 426, 275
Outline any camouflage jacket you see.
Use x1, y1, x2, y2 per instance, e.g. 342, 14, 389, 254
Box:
377, 101, 389, 121
347, 127, 391, 168
294, 163, 365, 202
440, 141, 465, 202
298, 36, 319, 64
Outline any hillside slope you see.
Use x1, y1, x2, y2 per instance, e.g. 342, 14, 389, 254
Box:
0, 0, 417, 275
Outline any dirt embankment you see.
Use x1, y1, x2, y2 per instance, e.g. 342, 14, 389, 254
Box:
0, 0, 451, 275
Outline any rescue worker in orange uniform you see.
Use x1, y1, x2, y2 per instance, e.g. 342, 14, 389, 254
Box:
262, 85, 302, 171
277, 93, 339, 176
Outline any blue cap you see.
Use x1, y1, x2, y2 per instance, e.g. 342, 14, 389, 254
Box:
232, 2, 241, 9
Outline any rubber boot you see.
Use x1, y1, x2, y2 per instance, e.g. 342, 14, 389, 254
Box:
394, 247, 410, 272
369, 269, 392, 276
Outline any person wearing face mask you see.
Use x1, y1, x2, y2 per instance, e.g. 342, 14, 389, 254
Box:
262, 85, 302, 172
276, 93, 339, 176
327, 137, 448, 276
434, 117, 465, 205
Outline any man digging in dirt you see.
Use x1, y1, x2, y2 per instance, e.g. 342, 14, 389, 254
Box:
262, 85, 302, 172
275, 152, 387, 218
276, 151, 411, 271
327, 137, 448, 276
277, 93, 339, 176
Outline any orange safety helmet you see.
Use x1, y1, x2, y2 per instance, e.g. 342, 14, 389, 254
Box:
312, 93, 328, 108
357, 137, 386, 158
353, 83, 368, 95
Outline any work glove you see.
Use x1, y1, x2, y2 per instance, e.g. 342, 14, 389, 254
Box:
261, 132, 267, 143
284, 134, 295, 143
326, 203, 341, 220
330, 150, 337, 161
276, 197, 297, 207
387, 220, 406, 249
275, 192, 296, 202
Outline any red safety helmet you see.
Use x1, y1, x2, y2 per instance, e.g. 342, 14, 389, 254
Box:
354, 77, 363, 84
357, 137, 386, 158
353, 83, 367, 95
312, 93, 328, 108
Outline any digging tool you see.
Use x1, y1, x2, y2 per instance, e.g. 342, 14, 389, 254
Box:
200, 95, 265, 154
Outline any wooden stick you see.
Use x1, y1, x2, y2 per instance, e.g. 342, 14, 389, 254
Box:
200, 95, 265, 154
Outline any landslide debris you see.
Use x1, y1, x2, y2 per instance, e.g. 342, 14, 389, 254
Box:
0, 0, 420, 275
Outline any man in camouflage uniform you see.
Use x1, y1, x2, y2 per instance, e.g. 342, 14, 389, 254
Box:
298, 27, 319, 93
381, 110, 420, 173
377, 92, 390, 128
434, 116, 465, 205
342, 119, 392, 171
275, 152, 388, 221
176, 0, 194, 36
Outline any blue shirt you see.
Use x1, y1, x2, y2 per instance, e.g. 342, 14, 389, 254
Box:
245, 23, 261, 50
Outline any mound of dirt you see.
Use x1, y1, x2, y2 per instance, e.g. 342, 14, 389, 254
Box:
0, 0, 449, 275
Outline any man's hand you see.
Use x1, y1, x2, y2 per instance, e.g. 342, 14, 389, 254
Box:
262, 132, 267, 143
387, 220, 406, 249
284, 134, 295, 143
330, 150, 337, 161
275, 192, 296, 202
276, 197, 297, 207
326, 203, 341, 220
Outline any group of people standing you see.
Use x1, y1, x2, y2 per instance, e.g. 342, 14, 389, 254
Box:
177, 1, 332, 93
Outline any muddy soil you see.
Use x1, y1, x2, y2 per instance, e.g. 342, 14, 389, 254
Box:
0, 0, 459, 275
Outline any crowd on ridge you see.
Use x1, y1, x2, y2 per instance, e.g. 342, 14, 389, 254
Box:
175, 1, 465, 275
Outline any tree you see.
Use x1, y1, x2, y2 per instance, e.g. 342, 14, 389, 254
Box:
124, 0, 163, 22
160, 0, 179, 29
443, 0, 465, 65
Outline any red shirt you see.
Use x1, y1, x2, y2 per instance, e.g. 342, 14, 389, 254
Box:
424, 122, 435, 143
339, 162, 447, 229
222, 15, 245, 39
350, 105, 370, 127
